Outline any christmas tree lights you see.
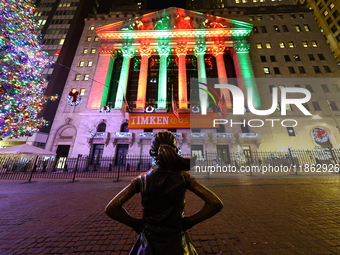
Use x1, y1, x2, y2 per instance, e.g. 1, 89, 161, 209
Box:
0, 0, 55, 138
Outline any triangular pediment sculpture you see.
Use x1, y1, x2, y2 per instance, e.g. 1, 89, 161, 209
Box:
96, 7, 252, 36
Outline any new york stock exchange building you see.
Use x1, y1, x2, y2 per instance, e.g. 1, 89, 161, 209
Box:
46, 6, 340, 163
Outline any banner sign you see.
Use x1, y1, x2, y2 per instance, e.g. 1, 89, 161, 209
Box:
128, 113, 219, 129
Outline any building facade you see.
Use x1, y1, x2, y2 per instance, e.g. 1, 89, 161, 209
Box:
291, 0, 340, 63
45, 5, 340, 162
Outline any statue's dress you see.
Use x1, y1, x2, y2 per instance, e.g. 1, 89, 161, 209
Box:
129, 168, 198, 255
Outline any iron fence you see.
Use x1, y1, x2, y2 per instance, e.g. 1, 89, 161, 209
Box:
0, 149, 339, 182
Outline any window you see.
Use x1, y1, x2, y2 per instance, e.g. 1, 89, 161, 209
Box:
298, 66, 306, 74
318, 2, 324, 9
295, 25, 301, 32
294, 84, 301, 87
303, 24, 310, 31
282, 25, 289, 32
253, 26, 259, 33
78, 61, 84, 67
311, 41, 318, 47
322, 84, 330, 92
331, 25, 337, 33
287, 127, 296, 136
269, 85, 275, 93
302, 103, 310, 111
333, 10, 339, 19
87, 60, 93, 67
278, 15, 283, 20
80, 88, 86, 96
266, 42, 272, 48
94, 36, 99, 41
82, 48, 88, 54
329, 101, 339, 111
293, 54, 301, 61
249, 16, 254, 21
332, 84, 339, 92
288, 66, 296, 74
291, 14, 296, 19
84, 74, 89, 80
59, 39, 65, 45
274, 67, 281, 74
326, 17, 333, 25
75, 74, 81, 80
312, 102, 321, 111
257, 16, 263, 20
329, 3, 335, 9
256, 43, 263, 49
286, 104, 292, 111
91, 48, 96, 54
261, 26, 267, 33
260, 56, 267, 62
279, 42, 286, 48
323, 66, 332, 73
299, 14, 304, 18
337, 34, 340, 43
313, 66, 322, 73
284, 55, 291, 61
288, 41, 295, 48
308, 54, 315, 60
264, 67, 270, 74
302, 41, 308, 47
274, 25, 280, 32
323, 10, 329, 17
306, 84, 314, 92
318, 54, 325, 60
89, 25, 95, 30
270, 55, 276, 62
86, 36, 91, 41
270, 15, 275, 20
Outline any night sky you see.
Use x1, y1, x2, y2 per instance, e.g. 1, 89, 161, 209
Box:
147, 0, 186, 10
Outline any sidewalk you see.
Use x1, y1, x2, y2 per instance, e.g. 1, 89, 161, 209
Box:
1, 176, 340, 254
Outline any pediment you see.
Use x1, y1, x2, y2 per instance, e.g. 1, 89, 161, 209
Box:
96, 7, 252, 35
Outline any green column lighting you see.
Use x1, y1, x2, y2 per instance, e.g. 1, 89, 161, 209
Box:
157, 43, 170, 109
234, 41, 261, 108
114, 45, 134, 109
194, 41, 208, 114
101, 51, 117, 107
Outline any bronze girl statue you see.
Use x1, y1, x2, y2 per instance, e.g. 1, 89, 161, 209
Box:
105, 131, 223, 255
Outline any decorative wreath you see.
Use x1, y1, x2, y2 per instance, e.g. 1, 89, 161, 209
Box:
67, 91, 82, 106
312, 128, 329, 143
100, 105, 110, 113
145, 105, 155, 113
191, 105, 200, 113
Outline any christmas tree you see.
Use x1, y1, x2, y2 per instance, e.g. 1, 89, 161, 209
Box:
0, 0, 55, 138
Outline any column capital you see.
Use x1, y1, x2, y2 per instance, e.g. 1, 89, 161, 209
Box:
212, 43, 226, 56
139, 45, 152, 58
233, 41, 250, 53
175, 44, 188, 56
121, 45, 134, 58
194, 42, 206, 56
111, 49, 118, 59
157, 43, 170, 57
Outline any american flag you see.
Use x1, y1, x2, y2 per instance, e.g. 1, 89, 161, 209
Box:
218, 94, 228, 118
172, 93, 179, 119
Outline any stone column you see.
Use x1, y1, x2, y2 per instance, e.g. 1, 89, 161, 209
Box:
175, 44, 188, 109
87, 46, 114, 109
114, 45, 134, 109
212, 43, 231, 107
232, 41, 261, 108
194, 41, 208, 114
136, 45, 152, 109
157, 43, 170, 110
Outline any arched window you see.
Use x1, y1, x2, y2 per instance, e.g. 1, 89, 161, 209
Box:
97, 123, 106, 132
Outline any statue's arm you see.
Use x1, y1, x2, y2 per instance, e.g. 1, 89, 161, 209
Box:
183, 180, 223, 230
105, 183, 142, 232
